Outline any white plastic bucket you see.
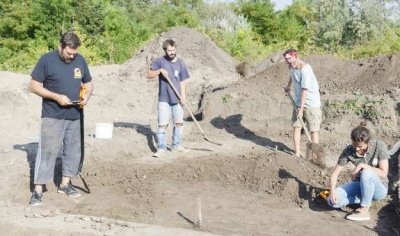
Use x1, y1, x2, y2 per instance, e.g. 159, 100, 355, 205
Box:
95, 123, 113, 139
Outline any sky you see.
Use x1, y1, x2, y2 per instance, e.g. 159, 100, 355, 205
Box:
271, 0, 293, 10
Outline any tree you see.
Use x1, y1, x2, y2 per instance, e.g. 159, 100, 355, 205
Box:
308, 0, 400, 50
74, 0, 107, 36
277, 0, 311, 49
31, 0, 76, 49
0, 0, 35, 40
308, 0, 350, 50
235, 0, 282, 44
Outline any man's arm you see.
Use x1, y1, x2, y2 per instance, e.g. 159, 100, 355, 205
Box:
297, 88, 307, 118
29, 78, 72, 106
146, 68, 169, 79
146, 69, 161, 79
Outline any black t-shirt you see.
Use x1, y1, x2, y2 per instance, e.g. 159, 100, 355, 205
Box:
31, 50, 92, 120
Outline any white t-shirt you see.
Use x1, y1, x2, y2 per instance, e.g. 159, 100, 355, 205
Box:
290, 64, 321, 108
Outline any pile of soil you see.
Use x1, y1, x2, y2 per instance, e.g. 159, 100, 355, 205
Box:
0, 26, 399, 235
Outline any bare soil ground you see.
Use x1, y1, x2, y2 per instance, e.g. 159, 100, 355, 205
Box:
0, 27, 399, 236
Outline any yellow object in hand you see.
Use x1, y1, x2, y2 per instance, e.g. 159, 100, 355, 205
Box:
79, 85, 86, 109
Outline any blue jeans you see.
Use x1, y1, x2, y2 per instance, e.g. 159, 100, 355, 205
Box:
157, 102, 184, 150
328, 169, 388, 208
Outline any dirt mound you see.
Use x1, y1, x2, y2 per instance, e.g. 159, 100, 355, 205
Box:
302, 53, 400, 95
124, 26, 240, 91
0, 71, 31, 106
235, 51, 285, 78
85, 26, 241, 132
354, 53, 400, 93
245, 52, 400, 96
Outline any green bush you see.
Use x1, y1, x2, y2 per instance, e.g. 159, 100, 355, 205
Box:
0, 0, 400, 72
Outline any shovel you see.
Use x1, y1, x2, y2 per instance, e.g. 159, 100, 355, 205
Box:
164, 75, 221, 146
77, 85, 91, 193
286, 92, 326, 169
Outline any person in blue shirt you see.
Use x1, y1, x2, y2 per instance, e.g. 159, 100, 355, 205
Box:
146, 39, 190, 157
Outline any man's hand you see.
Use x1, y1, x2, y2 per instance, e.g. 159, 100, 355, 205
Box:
159, 68, 169, 78
80, 94, 89, 106
55, 94, 73, 106
297, 107, 304, 119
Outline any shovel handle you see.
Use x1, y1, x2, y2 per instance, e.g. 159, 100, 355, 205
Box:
285, 92, 312, 142
163, 76, 205, 134
163, 75, 222, 146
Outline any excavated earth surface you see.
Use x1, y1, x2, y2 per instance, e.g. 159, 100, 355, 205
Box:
0, 27, 399, 235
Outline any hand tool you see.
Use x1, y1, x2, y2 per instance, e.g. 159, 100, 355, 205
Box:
164, 75, 221, 146
286, 91, 326, 169
77, 85, 91, 193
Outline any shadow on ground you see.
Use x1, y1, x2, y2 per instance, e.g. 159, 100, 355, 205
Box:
374, 149, 400, 236
278, 168, 332, 212
211, 114, 293, 154
114, 122, 157, 152
13, 142, 62, 193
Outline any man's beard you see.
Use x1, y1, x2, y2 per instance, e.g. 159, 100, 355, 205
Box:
58, 51, 73, 64
166, 53, 176, 61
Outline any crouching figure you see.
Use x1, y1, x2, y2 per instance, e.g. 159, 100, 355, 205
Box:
328, 121, 389, 221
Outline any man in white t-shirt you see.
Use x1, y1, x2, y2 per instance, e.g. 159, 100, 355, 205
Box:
283, 49, 321, 158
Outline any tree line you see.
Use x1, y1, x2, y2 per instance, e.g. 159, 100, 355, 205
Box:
0, 0, 399, 73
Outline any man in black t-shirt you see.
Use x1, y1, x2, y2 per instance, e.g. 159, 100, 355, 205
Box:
29, 33, 94, 205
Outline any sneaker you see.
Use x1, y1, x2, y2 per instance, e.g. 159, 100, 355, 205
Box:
153, 149, 167, 157
346, 209, 371, 221
29, 191, 43, 206
171, 146, 190, 153
58, 183, 81, 198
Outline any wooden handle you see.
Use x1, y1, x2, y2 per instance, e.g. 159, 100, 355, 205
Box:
286, 92, 312, 142
164, 75, 206, 135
